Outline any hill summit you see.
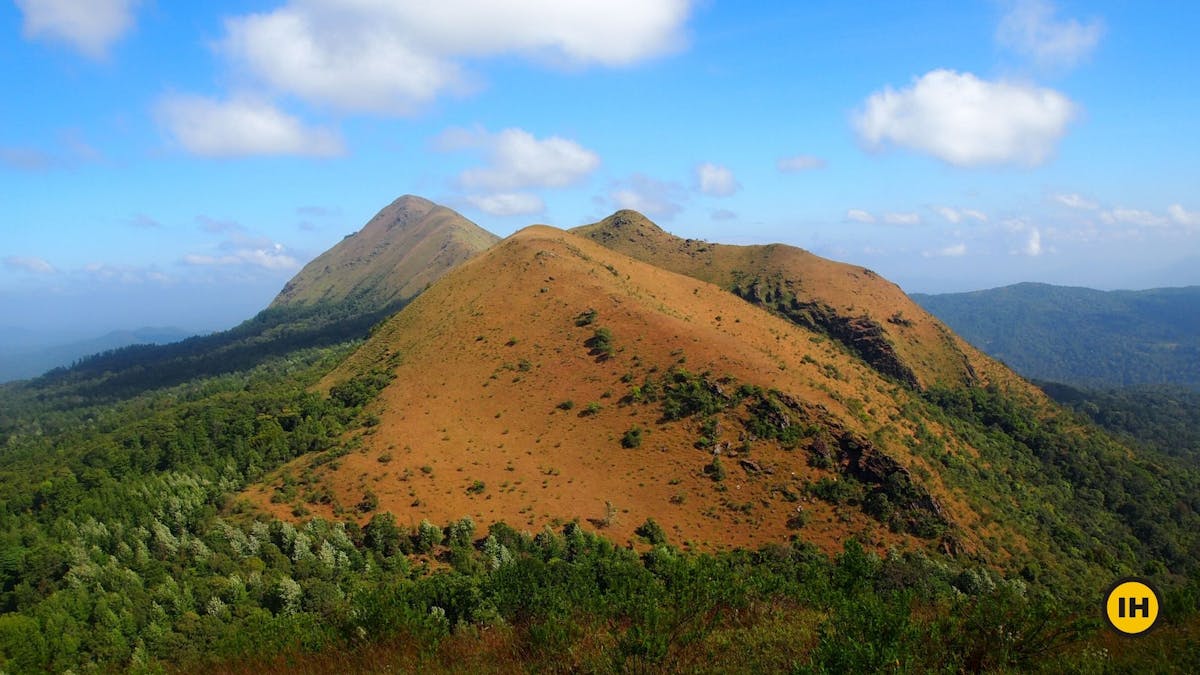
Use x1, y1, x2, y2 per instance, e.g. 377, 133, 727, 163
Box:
272, 195, 499, 310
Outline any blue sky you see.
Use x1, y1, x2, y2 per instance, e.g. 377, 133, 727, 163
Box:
2, 1, 1198, 338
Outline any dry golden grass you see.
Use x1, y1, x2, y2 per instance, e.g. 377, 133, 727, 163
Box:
244, 225, 1031, 559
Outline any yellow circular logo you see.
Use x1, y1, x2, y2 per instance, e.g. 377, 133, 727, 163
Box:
1104, 578, 1161, 636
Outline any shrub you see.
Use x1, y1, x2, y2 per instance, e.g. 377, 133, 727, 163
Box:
415, 519, 443, 553
706, 456, 727, 482
557, 400, 575, 411
585, 327, 615, 359
621, 426, 643, 449
635, 518, 668, 545
574, 308, 598, 326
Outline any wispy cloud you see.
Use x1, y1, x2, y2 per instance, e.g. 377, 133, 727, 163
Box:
695, 162, 740, 197
776, 154, 827, 173
3, 255, 56, 274
934, 206, 988, 224
610, 174, 685, 220
997, 0, 1104, 70
15, 0, 142, 59
922, 243, 967, 258
1052, 192, 1098, 210
465, 192, 545, 217
845, 209, 875, 224
883, 212, 921, 225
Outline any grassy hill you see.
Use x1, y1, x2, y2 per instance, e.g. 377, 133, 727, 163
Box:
912, 283, 1200, 390
248, 223, 1200, 587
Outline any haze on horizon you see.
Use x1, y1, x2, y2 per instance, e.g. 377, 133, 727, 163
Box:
3, 1, 1199, 341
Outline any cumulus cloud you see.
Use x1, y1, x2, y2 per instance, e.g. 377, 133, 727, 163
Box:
776, 154, 827, 172
997, 0, 1104, 70
1100, 208, 1167, 227
15, 0, 140, 59
3, 255, 56, 274
447, 128, 600, 191
219, 0, 694, 114
157, 95, 345, 158
922, 243, 967, 258
465, 192, 545, 217
883, 212, 921, 225
1052, 192, 1098, 210
846, 209, 876, 224
853, 69, 1075, 167
934, 206, 987, 224
610, 174, 685, 220
695, 162, 740, 197
1168, 204, 1200, 228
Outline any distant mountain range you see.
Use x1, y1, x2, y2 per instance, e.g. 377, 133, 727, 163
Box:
0, 327, 194, 383
912, 283, 1200, 391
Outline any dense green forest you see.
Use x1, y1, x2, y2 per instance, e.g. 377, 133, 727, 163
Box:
913, 283, 1200, 390
2, 332, 1200, 672
1039, 382, 1200, 463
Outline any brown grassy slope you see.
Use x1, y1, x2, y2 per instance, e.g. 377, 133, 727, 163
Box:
270, 195, 500, 309
246, 225, 1008, 557
573, 210, 1015, 392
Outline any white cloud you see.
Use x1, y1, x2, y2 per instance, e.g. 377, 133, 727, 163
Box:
1100, 208, 1167, 227
183, 248, 298, 272
183, 234, 300, 271
922, 243, 967, 258
1168, 204, 1200, 228
1052, 192, 1098, 210
610, 174, 685, 219
883, 212, 921, 225
695, 162, 740, 197
997, 0, 1104, 69
157, 95, 344, 158
450, 128, 600, 191
1022, 228, 1043, 256
934, 206, 988, 224
220, 0, 694, 114
465, 192, 545, 217
3, 256, 56, 274
776, 154, 827, 172
711, 209, 737, 221
846, 209, 875, 224
15, 0, 140, 59
853, 69, 1076, 167
196, 215, 243, 234
82, 263, 170, 284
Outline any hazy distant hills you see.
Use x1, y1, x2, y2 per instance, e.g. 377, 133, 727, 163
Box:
912, 283, 1200, 391
0, 327, 193, 383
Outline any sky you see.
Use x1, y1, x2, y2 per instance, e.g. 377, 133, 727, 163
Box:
2, 0, 1199, 340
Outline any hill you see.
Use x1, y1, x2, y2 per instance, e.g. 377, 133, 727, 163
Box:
2, 197, 495, 405
573, 210, 990, 390
0, 327, 193, 383
912, 283, 1200, 390
246, 221, 1200, 583
271, 195, 499, 310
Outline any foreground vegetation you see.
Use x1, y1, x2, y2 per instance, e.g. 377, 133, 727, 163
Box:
2, 330, 1200, 672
